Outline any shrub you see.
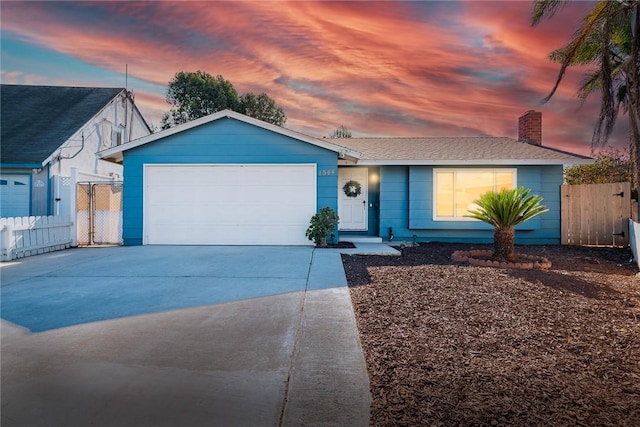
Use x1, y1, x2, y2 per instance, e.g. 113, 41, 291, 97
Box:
564, 149, 632, 185
305, 207, 339, 247
466, 187, 548, 262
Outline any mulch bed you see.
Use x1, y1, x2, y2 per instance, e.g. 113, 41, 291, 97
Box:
343, 243, 640, 426
320, 241, 356, 249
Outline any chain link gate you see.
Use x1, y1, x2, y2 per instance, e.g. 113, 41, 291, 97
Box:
76, 182, 123, 245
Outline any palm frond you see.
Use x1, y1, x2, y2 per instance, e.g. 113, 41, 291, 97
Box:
533, 0, 640, 187
531, 0, 565, 26
578, 69, 603, 99
593, 17, 618, 149
540, 1, 618, 104
465, 187, 549, 230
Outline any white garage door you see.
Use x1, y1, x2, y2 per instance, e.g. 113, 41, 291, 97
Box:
144, 164, 317, 245
0, 175, 30, 217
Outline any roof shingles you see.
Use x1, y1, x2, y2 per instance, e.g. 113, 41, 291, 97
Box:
328, 137, 591, 165
1, 85, 124, 165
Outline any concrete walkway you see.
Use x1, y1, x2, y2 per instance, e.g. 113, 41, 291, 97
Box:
0, 243, 396, 426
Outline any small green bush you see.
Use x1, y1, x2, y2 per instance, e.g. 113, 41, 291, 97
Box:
305, 207, 339, 247
564, 149, 632, 185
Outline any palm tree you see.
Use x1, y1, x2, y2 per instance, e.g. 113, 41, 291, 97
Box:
466, 188, 549, 263
531, 0, 640, 190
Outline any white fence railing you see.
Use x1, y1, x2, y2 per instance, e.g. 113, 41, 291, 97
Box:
630, 219, 640, 271
0, 216, 72, 262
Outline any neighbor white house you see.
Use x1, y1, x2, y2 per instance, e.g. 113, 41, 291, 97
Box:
0, 84, 151, 219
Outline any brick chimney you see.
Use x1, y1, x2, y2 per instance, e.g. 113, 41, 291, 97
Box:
518, 110, 542, 145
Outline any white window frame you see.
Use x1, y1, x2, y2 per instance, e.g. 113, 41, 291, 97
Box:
433, 168, 517, 221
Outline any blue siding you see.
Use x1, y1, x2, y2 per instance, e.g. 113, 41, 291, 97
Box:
379, 166, 410, 241
122, 118, 338, 245
383, 165, 564, 244
536, 166, 563, 243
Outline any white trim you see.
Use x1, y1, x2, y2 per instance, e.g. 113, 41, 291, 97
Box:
433, 168, 517, 221
70, 168, 78, 247
100, 110, 361, 163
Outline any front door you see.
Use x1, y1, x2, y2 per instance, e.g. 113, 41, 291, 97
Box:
338, 168, 368, 230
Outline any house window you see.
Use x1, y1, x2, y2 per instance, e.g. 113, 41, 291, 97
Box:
434, 168, 516, 220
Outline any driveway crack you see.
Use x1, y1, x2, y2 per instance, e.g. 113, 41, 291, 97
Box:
277, 247, 314, 426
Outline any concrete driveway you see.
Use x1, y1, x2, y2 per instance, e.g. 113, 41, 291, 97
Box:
1, 245, 378, 427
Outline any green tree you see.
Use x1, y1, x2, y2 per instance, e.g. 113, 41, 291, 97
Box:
239, 92, 286, 126
531, 1, 640, 190
564, 149, 632, 184
466, 188, 549, 262
161, 71, 239, 129
161, 71, 286, 129
329, 125, 352, 138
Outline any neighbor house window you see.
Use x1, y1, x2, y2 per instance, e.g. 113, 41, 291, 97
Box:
434, 168, 516, 220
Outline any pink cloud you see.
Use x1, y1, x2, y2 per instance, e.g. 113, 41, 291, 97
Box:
1, 1, 627, 155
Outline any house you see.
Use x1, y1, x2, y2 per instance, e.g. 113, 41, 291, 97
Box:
98, 109, 590, 246
329, 110, 591, 245
0, 84, 151, 218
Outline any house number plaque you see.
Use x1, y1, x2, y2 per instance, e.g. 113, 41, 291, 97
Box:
318, 169, 336, 176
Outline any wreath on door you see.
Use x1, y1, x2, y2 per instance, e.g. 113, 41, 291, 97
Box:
343, 180, 362, 198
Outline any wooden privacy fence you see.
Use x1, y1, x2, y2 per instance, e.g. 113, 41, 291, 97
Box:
0, 216, 72, 261
561, 182, 631, 247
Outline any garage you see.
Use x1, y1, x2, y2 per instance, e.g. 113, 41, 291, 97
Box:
0, 174, 30, 217
144, 164, 317, 245
98, 110, 360, 246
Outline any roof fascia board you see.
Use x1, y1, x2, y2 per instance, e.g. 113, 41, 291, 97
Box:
99, 109, 361, 161
0, 162, 44, 169
128, 94, 153, 134
94, 88, 126, 121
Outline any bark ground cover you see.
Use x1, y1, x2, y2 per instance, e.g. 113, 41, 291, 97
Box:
343, 243, 639, 426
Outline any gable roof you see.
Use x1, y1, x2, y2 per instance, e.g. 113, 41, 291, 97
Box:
328, 137, 592, 165
99, 109, 361, 163
1, 84, 126, 166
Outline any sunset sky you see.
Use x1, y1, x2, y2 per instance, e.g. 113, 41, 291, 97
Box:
1, 1, 629, 156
